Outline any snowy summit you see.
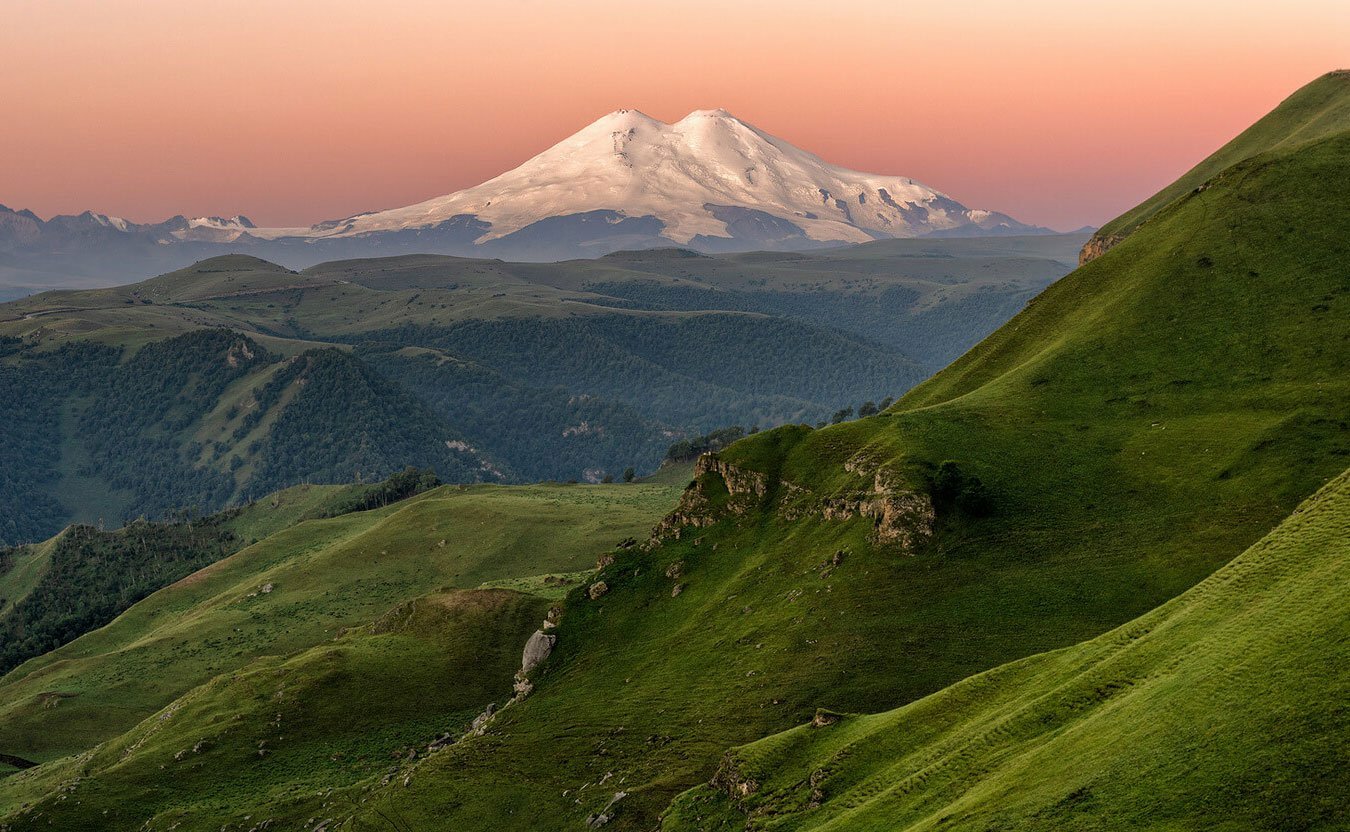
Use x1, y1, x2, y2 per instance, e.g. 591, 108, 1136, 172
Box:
248, 108, 1038, 250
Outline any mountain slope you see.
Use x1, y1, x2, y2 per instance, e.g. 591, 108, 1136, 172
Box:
3, 74, 1346, 832
0, 327, 497, 542
0, 587, 550, 825
1082, 68, 1350, 261
0, 474, 440, 680
664, 466, 1350, 831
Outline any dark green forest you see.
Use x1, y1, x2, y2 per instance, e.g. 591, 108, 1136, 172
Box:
0, 468, 443, 675
79, 330, 273, 520
0, 339, 119, 544
0, 520, 240, 675
244, 349, 493, 493
0, 315, 926, 544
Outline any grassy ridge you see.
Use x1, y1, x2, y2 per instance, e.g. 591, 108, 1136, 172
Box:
1092, 69, 1350, 247
0, 478, 431, 678
664, 467, 1350, 831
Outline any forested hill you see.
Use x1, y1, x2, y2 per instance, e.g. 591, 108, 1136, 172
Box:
0, 234, 1082, 543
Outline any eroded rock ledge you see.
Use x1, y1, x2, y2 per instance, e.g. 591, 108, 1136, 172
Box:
652, 454, 774, 541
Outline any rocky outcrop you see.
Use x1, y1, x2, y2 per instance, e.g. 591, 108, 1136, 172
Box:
585, 791, 628, 828
652, 454, 773, 541
709, 752, 760, 805
818, 467, 934, 551
652, 452, 932, 552
588, 581, 609, 600
459, 609, 563, 743
1079, 231, 1125, 265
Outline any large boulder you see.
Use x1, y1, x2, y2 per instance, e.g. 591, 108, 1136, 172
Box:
520, 630, 557, 675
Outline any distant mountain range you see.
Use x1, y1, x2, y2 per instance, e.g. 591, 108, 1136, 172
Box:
0, 109, 1051, 289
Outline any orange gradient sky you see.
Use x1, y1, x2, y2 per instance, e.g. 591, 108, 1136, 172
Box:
3, 0, 1347, 230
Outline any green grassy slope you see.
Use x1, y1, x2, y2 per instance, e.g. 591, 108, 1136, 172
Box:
0, 477, 430, 677
0, 542, 53, 620
309, 90, 1348, 830
664, 467, 1350, 831
0, 588, 549, 827
0, 481, 679, 769
1089, 69, 1350, 252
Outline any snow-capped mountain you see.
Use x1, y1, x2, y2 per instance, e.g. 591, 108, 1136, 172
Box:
1, 109, 1046, 278
249, 108, 1038, 251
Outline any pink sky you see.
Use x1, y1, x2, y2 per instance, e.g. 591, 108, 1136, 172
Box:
3, 0, 1346, 231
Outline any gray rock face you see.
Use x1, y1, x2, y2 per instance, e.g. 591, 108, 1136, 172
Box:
521, 630, 557, 675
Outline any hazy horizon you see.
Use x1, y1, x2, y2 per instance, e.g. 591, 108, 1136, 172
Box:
4, 0, 1347, 231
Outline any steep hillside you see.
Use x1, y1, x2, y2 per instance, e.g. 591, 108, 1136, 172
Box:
0, 588, 549, 825
0, 328, 495, 544
1083, 69, 1350, 261
0, 473, 441, 678
666, 467, 1350, 831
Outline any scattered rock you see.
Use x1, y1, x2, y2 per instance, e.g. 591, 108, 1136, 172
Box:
467, 703, 497, 737
588, 581, 609, 600
808, 768, 827, 807
671, 583, 685, 598
811, 709, 840, 728
585, 791, 628, 828
595, 552, 615, 570
665, 560, 684, 580
260, 582, 274, 594
427, 731, 455, 752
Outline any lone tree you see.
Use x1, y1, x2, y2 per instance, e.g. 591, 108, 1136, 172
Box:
622, 467, 636, 483
930, 460, 995, 517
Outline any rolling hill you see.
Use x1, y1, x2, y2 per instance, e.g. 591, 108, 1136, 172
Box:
0, 235, 1081, 544
0, 478, 680, 773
